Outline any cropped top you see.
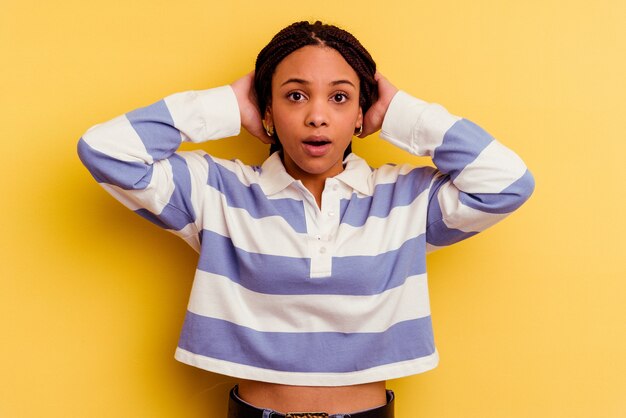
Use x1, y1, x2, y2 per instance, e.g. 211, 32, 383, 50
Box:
77, 85, 534, 386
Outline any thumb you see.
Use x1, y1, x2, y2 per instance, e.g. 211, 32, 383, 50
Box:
360, 102, 386, 137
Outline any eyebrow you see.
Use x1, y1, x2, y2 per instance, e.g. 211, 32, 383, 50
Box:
280, 78, 357, 88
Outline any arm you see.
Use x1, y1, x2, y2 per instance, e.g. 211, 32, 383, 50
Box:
77, 86, 242, 250
366, 74, 534, 250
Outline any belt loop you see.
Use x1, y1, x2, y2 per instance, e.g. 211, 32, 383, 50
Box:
261, 410, 273, 418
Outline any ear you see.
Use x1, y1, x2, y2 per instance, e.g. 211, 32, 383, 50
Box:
263, 106, 273, 130
356, 106, 363, 129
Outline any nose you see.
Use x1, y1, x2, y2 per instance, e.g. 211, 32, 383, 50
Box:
305, 98, 329, 128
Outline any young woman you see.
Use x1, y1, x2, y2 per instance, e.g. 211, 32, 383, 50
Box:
78, 21, 534, 418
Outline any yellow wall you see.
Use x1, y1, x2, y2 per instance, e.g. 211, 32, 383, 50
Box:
2, 0, 624, 416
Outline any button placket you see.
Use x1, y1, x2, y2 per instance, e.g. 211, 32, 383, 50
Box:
307, 179, 341, 278
320, 179, 340, 243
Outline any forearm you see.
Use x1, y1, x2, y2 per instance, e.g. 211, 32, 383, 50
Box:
380, 91, 534, 248
381, 91, 533, 203
77, 86, 242, 245
77, 86, 240, 190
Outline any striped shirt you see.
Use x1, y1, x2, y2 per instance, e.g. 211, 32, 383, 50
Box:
77, 86, 534, 386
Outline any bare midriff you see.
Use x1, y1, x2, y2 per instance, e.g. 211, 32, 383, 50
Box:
237, 380, 387, 415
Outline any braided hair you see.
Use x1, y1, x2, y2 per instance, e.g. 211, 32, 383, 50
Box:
254, 21, 377, 156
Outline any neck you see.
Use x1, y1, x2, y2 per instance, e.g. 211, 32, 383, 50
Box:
282, 159, 343, 209
300, 177, 325, 208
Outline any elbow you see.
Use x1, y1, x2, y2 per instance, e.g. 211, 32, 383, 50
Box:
77, 137, 152, 190
458, 169, 535, 214
497, 168, 535, 212
515, 169, 535, 205
498, 168, 535, 212
77, 137, 101, 180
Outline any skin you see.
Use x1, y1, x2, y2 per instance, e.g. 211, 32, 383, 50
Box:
230, 45, 399, 414
232, 45, 398, 206
266, 45, 363, 203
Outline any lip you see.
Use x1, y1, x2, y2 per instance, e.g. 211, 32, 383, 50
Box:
303, 135, 331, 143
301, 135, 332, 157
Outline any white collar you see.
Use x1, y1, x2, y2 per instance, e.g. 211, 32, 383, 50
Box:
258, 152, 374, 196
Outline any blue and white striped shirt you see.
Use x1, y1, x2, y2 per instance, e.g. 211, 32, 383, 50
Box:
78, 86, 534, 386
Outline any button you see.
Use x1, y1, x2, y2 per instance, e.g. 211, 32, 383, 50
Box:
328, 211, 335, 217
319, 247, 327, 254
315, 235, 321, 240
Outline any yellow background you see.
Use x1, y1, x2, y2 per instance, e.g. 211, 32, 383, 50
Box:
1, 0, 624, 417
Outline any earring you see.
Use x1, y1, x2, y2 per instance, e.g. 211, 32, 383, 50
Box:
354, 125, 363, 137
263, 121, 274, 137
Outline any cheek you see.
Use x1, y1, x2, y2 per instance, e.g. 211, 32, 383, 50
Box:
339, 108, 361, 130
275, 110, 294, 127
273, 114, 296, 139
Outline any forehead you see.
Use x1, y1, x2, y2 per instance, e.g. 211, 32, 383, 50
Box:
272, 45, 359, 86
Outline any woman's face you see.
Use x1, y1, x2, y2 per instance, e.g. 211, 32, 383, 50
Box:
266, 45, 363, 183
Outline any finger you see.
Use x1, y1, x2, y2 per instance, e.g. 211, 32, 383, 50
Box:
360, 120, 377, 138
360, 124, 377, 138
246, 128, 273, 144
256, 128, 275, 144
360, 103, 386, 137
245, 120, 273, 144
251, 124, 275, 144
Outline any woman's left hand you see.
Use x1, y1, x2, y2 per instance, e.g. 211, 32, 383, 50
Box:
360, 72, 399, 137
231, 72, 274, 144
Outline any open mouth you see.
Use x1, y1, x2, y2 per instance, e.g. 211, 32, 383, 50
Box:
303, 135, 331, 146
302, 137, 332, 156
303, 140, 331, 147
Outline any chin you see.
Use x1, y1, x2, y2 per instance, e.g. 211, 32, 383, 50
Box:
309, 164, 343, 177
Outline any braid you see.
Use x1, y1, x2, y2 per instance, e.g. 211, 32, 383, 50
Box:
254, 21, 377, 156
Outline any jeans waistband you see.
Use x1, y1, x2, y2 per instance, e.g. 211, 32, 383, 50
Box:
227, 385, 394, 418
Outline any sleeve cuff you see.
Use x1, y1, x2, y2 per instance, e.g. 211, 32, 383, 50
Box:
165, 85, 241, 143
195, 85, 241, 142
380, 90, 461, 156
380, 90, 429, 155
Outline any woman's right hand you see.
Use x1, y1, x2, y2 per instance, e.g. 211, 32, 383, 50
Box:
360, 72, 399, 138
231, 72, 274, 144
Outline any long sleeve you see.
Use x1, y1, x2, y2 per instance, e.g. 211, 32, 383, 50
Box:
77, 86, 241, 251
380, 91, 534, 251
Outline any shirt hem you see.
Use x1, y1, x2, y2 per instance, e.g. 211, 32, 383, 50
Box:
174, 347, 439, 386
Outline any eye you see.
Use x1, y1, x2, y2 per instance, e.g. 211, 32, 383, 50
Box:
331, 93, 348, 103
287, 91, 306, 102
